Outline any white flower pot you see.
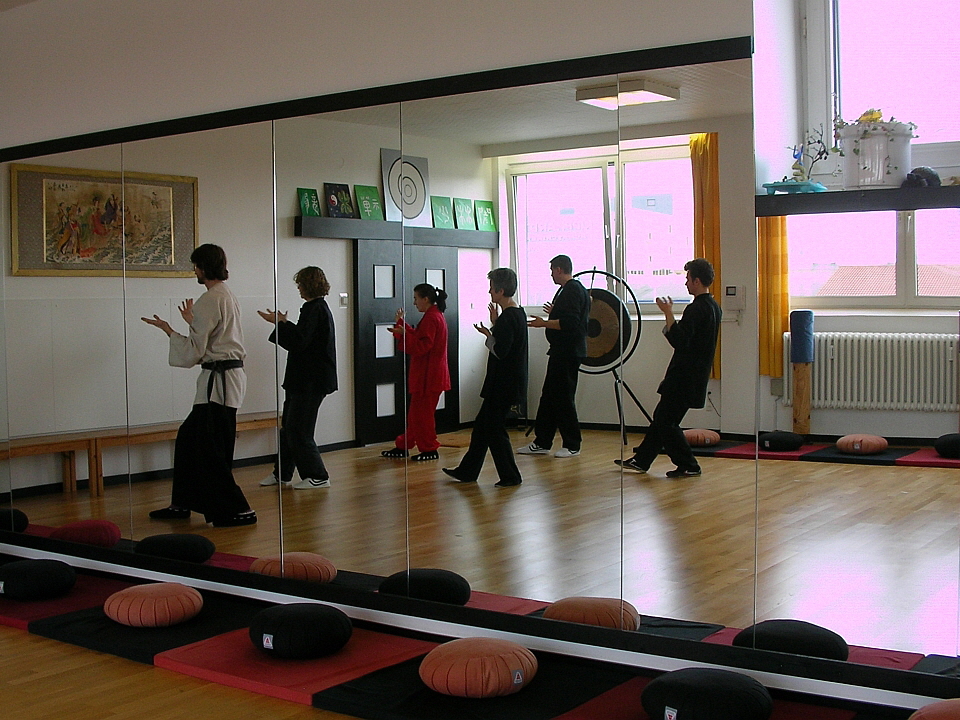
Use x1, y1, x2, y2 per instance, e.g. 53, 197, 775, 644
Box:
839, 122, 913, 189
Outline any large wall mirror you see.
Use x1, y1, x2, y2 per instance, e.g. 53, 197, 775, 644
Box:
7, 36, 960, 703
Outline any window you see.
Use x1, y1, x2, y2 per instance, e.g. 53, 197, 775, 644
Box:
788, 208, 960, 306
508, 140, 694, 307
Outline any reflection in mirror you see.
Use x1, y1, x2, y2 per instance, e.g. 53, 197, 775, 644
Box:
119, 123, 278, 557
396, 77, 626, 611
1, 146, 132, 541
754, 206, 960, 661
272, 107, 407, 577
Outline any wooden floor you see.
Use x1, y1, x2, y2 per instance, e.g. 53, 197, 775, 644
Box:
5, 427, 960, 717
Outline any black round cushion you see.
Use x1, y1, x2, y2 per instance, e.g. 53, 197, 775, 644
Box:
759, 431, 804, 452
0, 508, 29, 532
934, 434, 960, 459
249, 603, 352, 659
0, 559, 76, 600
135, 533, 216, 563
378, 568, 471, 605
733, 619, 849, 661
641, 668, 773, 720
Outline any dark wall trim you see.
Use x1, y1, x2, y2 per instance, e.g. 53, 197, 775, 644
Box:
756, 185, 960, 217
0, 37, 752, 163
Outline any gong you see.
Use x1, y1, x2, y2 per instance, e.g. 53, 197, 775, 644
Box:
574, 270, 642, 376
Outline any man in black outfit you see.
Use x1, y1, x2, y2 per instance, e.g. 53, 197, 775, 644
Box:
257, 266, 338, 489
443, 267, 528, 487
616, 258, 721, 478
519, 254, 590, 458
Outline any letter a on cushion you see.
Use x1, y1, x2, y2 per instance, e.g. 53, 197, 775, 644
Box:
419, 637, 538, 698
0, 559, 76, 600
641, 667, 773, 720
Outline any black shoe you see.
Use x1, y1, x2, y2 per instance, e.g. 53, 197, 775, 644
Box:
443, 468, 476, 483
149, 506, 191, 519
666, 467, 702, 478
494, 479, 522, 487
381, 448, 408, 458
212, 511, 258, 527
412, 450, 439, 462
614, 457, 648, 473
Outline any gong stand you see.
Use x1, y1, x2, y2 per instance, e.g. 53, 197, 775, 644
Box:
574, 270, 652, 445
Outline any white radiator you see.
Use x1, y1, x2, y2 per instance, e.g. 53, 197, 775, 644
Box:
783, 332, 959, 411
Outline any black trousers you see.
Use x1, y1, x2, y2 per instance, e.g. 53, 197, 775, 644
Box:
533, 355, 582, 451
453, 393, 522, 484
632, 393, 699, 471
274, 390, 329, 482
171, 402, 251, 522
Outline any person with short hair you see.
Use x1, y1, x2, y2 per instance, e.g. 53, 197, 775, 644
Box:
518, 254, 590, 458
257, 266, 337, 490
443, 268, 528, 487
382, 283, 451, 462
142, 243, 256, 526
616, 258, 721, 478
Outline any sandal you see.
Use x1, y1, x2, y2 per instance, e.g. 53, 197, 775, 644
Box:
381, 448, 408, 458
149, 506, 191, 519
411, 450, 439, 462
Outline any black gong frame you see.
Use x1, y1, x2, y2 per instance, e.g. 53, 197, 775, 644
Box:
574, 269, 652, 442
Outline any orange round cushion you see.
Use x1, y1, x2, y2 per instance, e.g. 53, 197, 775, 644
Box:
909, 698, 960, 719
249, 552, 337, 583
836, 434, 888, 455
50, 519, 122, 548
683, 428, 721, 447
419, 637, 538, 698
542, 596, 640, 630
104, 582, 203, 627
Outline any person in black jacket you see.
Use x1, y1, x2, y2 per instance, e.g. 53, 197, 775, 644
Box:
616, 258, 721, 478
443, 267, 528, 487
518, 254, 590, 458
257, 266, 338, 489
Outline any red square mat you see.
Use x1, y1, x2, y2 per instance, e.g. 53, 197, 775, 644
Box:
155, 626, 438, 705
467, 590, 550, 615
895, 447, 960, 468
714, 443, 830, 460
0, 573, 134, 630
553, 674, 856, 720
702, 627, 922, 670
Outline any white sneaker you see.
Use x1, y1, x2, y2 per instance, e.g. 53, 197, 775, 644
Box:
554, 448, 581, 458
292, 477, 330, 489
516, 443, 550, 455
259, 474, 280, 486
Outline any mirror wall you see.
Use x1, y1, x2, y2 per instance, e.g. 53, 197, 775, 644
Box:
7, 40, 958, 685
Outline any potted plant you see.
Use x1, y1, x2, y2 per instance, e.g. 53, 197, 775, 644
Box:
835, 109, 916, 189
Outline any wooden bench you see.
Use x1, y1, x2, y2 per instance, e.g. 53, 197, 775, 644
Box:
1, 411, 278, 497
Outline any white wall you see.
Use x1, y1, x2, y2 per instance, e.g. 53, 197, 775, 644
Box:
0, 0, 754, 150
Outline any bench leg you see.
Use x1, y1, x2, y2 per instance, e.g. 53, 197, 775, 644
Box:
61, 451, 77, 493
88, 439, 104, 497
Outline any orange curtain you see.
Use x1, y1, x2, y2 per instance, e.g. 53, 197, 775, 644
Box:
758, 216, 789, 378
690, 132, 721, 378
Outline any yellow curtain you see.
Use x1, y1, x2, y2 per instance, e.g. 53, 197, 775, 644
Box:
758, 216, 789, 378
689, 132, 721, 378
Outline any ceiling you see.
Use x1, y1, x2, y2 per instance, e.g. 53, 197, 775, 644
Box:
322, 59, 753, 153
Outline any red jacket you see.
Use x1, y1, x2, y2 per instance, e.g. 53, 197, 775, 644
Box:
397, 304, 450, 396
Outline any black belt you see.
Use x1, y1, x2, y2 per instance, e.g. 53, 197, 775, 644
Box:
201, 359, 244, 403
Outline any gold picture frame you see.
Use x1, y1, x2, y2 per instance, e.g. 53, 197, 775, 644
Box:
10, 163, 198, 277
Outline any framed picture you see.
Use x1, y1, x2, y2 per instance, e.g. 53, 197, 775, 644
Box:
354, 185, 384, 220
323, 182, 356, 218
453, 197, 475, 230
297, 187, 322, 217
475, 200, 497, 231
10, 163, 198, 277
430, 196, 455, 229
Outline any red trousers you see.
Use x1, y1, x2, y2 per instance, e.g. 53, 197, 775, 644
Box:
395, 391, 442, 452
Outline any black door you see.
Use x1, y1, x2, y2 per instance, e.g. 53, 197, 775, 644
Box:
354, 239, 459, 445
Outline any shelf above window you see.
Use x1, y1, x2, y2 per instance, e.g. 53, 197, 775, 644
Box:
294, 216, 498, 248
755, 185, 960, 217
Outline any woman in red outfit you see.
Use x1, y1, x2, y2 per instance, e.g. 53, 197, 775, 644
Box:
382, 283, 450, 461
